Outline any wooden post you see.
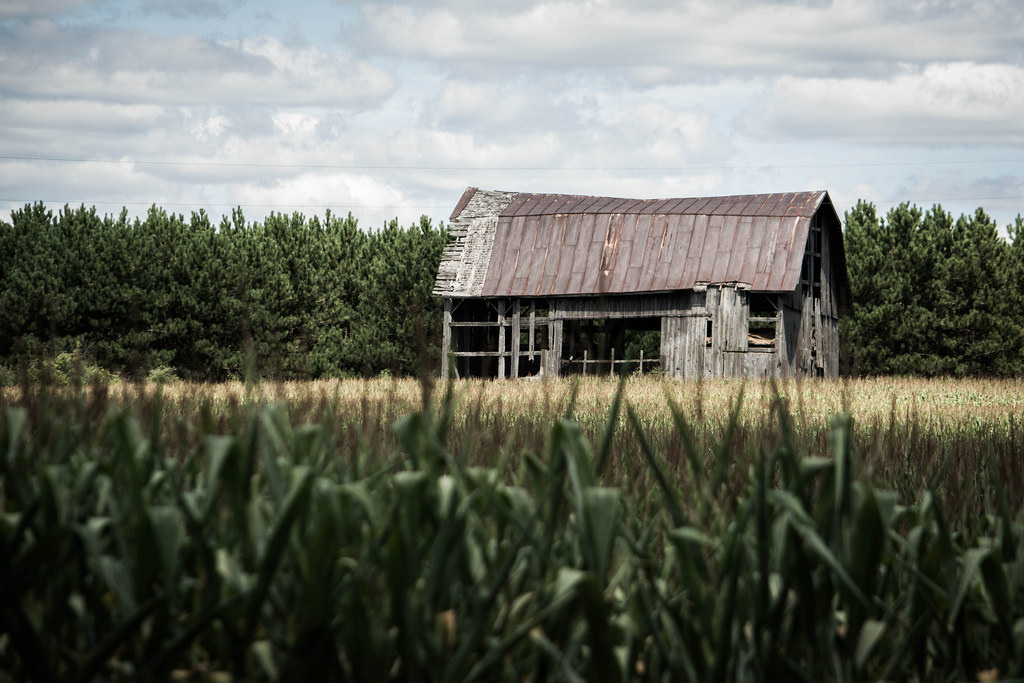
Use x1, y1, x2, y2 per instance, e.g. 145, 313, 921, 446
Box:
497, 299, 506, 379
640, 349, 644, 374
583, 349, 588, 376
547, 318, 562, 377
511, 298, 520, 379
610, 347, 615, 376
528, 301, 536, 361
441, 298, 452, 379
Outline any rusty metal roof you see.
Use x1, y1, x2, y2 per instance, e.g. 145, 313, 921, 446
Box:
434, 188, 839, 297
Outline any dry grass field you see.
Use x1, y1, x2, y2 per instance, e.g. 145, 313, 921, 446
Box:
5, 375, 1022, 518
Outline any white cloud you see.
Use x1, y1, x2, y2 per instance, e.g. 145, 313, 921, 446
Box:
352, 0, 1024, 81
0, 0, 85, 20
0, 21, 396, 107
743, 63, 1024, 145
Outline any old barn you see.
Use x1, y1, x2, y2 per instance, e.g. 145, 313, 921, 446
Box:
434, 188, 849, 379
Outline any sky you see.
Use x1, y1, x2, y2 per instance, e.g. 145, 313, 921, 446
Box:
2, 0, 1023, 233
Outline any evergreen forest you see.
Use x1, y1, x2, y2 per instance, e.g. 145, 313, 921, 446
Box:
1, 200, 1022, 381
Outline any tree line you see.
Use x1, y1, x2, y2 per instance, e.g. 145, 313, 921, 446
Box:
843, 202, 1024, 377
2, 199, 1022, 381
0, 203, 447, 382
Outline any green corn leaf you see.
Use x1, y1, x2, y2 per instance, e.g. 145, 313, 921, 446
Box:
771, 490, 870, 608
627, 404, 687, 529
854, 619, 886, 671
581, 487, 620, 582
594, 376, 626, 479
2, 406, 27, 469
241, 466, 313, 643
148, 505, 183, 588
72, 596, 164, 683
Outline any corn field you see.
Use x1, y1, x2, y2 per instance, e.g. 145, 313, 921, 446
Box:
1, 376, 1023, 681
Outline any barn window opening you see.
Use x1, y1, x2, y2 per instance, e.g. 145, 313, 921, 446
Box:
705, 320, 713, 348
748, 293, 778, 351
563, 317, 660, 376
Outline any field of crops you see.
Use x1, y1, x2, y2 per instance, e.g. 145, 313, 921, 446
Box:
2, 376, 1024, 680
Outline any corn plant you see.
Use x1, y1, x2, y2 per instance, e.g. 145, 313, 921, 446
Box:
2, 379, 1024, 681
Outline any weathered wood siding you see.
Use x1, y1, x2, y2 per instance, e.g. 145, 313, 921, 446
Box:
819, 221, 841, 377
553, 292, 697, 320
661, 314, 705, 377
704, 286, 748, 377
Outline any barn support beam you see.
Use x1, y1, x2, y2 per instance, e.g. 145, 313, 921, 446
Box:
441, 298, 452, 379
547, 319, 563, 377
497, 299, 506, 379
511, 299, 520, 379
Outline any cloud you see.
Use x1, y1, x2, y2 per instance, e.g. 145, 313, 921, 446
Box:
893, 171, 1024, 227
742, 63, 1024, 145
0, 0, 85, 20
0, 20, 396, 108
426, 80, 579, 135
350, 0, 1024, 81
139, 0, 241, 19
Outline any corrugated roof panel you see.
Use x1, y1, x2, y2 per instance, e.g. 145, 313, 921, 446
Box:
509, 215, 539, 293
492, 218, 524, 295
618, 215, 645, 291
730, 194, 761, 217
639, 198, 674, 215
553, 214, 578, 293
752, 216, 780, 289
527, 194, 562, 216
630, 214, 653, 269
739, 215, 765, 287
725, 215, 753, 283
781, 216, 811, 291
662, 213, 695, 291
765, 216, 798, 291
755, 193, 784, 217
681, 214, 709, 287
501, 193, 530, 217
530, 215, 558, 295
646, 215, 671, 284
712, 215, 739, 282
702, 196, 730, 215
647, 214, 680, 291
696, 214, 724, 282
578, 215, 606, 293
771, 195, 799, 217
689, 196, 716, 215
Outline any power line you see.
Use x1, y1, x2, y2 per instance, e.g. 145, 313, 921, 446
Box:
0, 199, 448, 210
1, 154, 1022, 172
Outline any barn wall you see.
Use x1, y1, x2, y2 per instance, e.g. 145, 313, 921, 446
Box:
819, 218, 841, 377
442, 273, 839, 379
